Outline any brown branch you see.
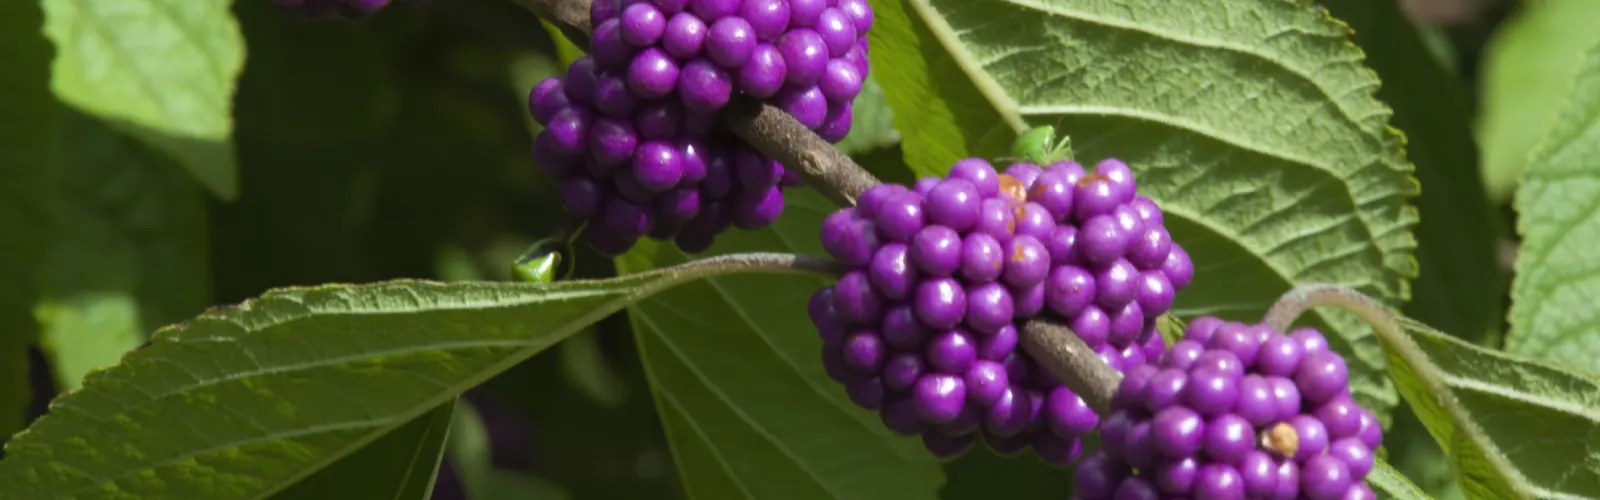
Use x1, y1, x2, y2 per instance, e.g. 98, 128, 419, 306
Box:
512, 0, 1122, 412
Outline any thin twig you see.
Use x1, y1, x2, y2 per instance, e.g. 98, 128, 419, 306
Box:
512, 0, 1122, 413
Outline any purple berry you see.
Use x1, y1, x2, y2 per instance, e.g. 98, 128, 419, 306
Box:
1162, 245, 1194, 289
602, 198, 654, 237
1113, 476, 1160, 500
592, 19, 638, 71
651, 0, 689, 14
1233, 374, 1277, 425
656, 187, 702, 226
1269, 376, 1303, 422
1256, 332, 1305, 376
678, 59, 733, 112
1208, 324, 1263, 368
964, 282, 1014, 334
882, 353, 925, 391
1291, 327, 1330, 354
1202, 414, 1252, 464
1069, 305, 1111, 349
1156, 457, 1199, 495
1012, 202, 1056, 240
832, 270, 882, 326
1045, 264, 1095, 318
914, 277, 966, 329
924, 179, 982, 231
620, 3, 666, 47
1194, 464, 1245, 500
1327, 437, 1373, 479
880, 398, 927, 436
1300, 454, 1352, 500
689, 0, 739, 20
819, 59, 864, 103
1013, 281, 1045, 319
627, 48, 680, 99
921, 431, 975, 459
975, 324, 1017, 361
909, 225, 962, 276
589, 117, 639, 167
1314, 396, 1364, 439
913, 374, 966, 423
1295, 350, 1350, 404
788, 0, 825, 26
633, 100, 683, 139
1127, 226, 1173, 270
819, 210, 879, 266
927, 329, 977, 374
841, 331, 886, 373
706, 17, 756, 68
1027, 169, 1075, 219
1093, 258, 1138, 310
1150, 406, 1205, 458
662, 12, 708, 59
1078, 214, 1133, 266
591, 0, 622, 24
778, 29, 829, 87
815, 8, 858, 58
630, 139, 684, 191
593, 76, 639, 117
836, 0, 873, 33
867, 243, 918, 300
741, 0, 791, 42
1182, 369, 1239, 417
881, 305, 928, 350
984, 387, 1034, 437
1045, 386, 1098, 438
1356, 408, 1382, 449
1075, 453, 1128, 499
1002, 235, 1049, 289
846, 377, 885, 409
973, 198, 1017, 241
1134, 272, 1174, 318
544, 107, 592, 156
875, 191, 925, 242
1183, 316, 1224, 343
734, 186, 784, 229
964, 360, 1009, 406
738, 43, 787, 98
558, 177, 605, 217
1238, 451, 1279, 498
564, 58, 599, 106
818, 100, 853, 141
1108, 302, 1145, 347
1288, 414, 1329, 460
777, 85, 829, 129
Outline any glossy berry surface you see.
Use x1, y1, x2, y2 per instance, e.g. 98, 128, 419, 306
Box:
1090, 317, 1380, 499
812, 155, 1192, 462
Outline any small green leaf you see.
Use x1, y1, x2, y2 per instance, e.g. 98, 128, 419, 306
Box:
0, 261, 777, 498
269, 400, 456, 500
1367, 457, 1433, 500
1509, 37, 1600, 374
1389, 316, 1600, 499
616, 190, 945, 500
40, 0, 246, 200
540, 20, 587, 67
0, 0, 60, 440
35, 112, 211, 392
1476, 0, 1600, 203
867, 0, 1417, 421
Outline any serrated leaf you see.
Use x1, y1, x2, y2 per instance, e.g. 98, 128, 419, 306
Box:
1388, 316, 1600, 499
835, 76, 901, 156
867, 0, 1417, 421
39, 0, 246, 200
35, 112, 210, 392
270, 401, 456, 500
1509, 37, 1600, 374
616, 190, 945, 500
0, 264, 774, 498
1369, 457, 1433, 500
1477, 0, 1600, 203
0, 0, 60, 440
1327, 0, 1502, 346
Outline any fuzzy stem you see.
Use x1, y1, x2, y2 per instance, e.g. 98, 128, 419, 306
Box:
513, 0, 1122, 414
1262, 283, 1532, 499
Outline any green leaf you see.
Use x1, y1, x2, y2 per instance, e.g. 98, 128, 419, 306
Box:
0, 261, 777, 498
1368, 457, 1433, 500
834, 75, 902, 156
1509, 37, 1600, 374
39, 0, 246, 200
867, 0, 1417, 420
0, 0, 60, 439
1476, 0, 1600, 203
1390, 316, 1600, 499
540, 20, 587, 67
616, 190, 945, 500
35, 112, 211, 392
269, 401, 456, 500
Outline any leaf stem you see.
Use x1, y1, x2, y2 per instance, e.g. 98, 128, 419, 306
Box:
514, 0, 1123, 414
1262, 284, 1532, 499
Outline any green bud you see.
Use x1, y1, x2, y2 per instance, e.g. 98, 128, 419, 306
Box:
511, 237, 570, 284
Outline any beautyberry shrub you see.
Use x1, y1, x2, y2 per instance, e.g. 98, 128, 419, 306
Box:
809, 157, 1193, 464
1077, 317, 1381, 500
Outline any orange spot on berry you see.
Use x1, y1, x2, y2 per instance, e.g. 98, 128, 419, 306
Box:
997, 174, 1027, 203
1077, 172, 1109, 188
1261, 422, 1299, 459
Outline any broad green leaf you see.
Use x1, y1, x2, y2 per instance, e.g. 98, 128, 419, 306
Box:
40, 0, 246, 200
35, 112, 211, 392
1368, 457, 1433, 500
1476, 0, 1600, 203
270, 401, 456, 500
1510, 38, 1600, 373
479, 469, 571, 500
867, 0, 1417, 420
940, 451, 1073, 498
1387, 316, 1600, 499
0, 263, 779, 498
617, 190, 945, 500
835, 76, 902, 157
0, 0, 60, 439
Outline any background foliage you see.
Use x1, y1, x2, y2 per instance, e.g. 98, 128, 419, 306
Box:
0, 0, 1597, 498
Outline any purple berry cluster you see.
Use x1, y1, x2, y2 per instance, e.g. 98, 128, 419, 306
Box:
272, 0, 392, 20
808, 157, 1193, 463
530, 0, 875, 256
1077, 317, 1382, 500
